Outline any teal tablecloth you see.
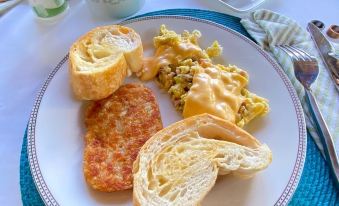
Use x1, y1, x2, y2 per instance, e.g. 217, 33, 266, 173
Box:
20, 9, 338, 205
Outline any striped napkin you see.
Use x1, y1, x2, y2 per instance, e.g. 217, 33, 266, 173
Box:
241, 9, 339, 155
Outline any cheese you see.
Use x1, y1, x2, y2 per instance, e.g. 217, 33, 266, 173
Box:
140, 42, 205, 81
139, 24, 269, 127
183, 66, 248, 123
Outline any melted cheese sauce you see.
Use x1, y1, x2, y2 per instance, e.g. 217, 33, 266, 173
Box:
140, 42, 205, 81
139, 25, 263, 125
183, 66, 248, 123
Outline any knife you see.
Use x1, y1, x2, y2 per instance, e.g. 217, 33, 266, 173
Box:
307, 22, 339, 92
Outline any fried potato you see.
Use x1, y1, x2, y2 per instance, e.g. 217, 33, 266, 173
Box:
83, 83, 163, 192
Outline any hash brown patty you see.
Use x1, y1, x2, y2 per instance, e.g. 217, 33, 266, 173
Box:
83, 83, 163, 192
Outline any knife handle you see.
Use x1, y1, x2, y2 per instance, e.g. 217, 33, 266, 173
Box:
305, 89, 339, 189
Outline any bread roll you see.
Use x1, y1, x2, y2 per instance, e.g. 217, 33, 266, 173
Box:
133, 114, 272, 206
69, 25, 143, 100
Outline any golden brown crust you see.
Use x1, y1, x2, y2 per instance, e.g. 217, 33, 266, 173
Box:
83, 84, 163, 192
69, 52, 128, 100
133, 113, 260, 153
69, 25, 143, 100
133, 114, 272, 205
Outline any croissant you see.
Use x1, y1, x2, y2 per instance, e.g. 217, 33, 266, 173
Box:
133, 113, 272, 206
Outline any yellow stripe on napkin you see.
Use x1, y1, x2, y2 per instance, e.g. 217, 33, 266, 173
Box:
241, 9, 339, 155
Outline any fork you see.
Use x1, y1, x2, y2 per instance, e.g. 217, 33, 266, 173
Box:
278, 45, 339, 189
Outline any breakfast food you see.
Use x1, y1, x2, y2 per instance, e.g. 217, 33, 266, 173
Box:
138, 25, 221, 81
68, 24, 272, 201
139, 25, 269, 127
83, 84, 163, 192
69, 25, 143, 100
133, 114, 272, 206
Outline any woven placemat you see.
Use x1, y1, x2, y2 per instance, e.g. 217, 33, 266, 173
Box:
20, 8, 338, 205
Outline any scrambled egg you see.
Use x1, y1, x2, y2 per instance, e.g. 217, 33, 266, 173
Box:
140, 25, 269, 127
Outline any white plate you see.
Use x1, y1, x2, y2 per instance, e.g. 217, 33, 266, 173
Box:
28, 16, 307, 206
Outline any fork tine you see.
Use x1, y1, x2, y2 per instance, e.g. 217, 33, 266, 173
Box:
281, 45, 305, 61
285, 45, 313, 61
277, 45, 298, 61
287, 46, 315, 61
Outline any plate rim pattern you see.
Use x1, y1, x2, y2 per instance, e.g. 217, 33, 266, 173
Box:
27, 15, 307, 206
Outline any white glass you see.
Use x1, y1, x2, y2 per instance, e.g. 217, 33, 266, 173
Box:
86, 0, 145, 19
218, 0, 266, 12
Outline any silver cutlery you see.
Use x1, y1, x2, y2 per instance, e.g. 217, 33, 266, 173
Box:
310, 20, 325, 31
278, 45, 339, 189
307, 22, 339, 92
